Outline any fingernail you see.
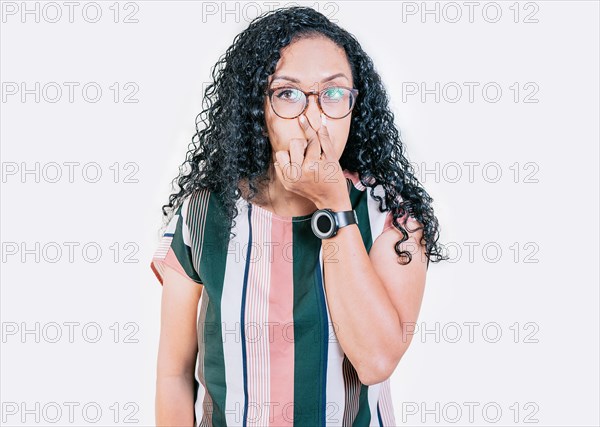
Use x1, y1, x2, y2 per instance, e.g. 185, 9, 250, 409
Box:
321, 113, 327, 127
299, 115, 305, 124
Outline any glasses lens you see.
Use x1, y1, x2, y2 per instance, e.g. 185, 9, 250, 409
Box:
271, 88, 305, 118
321, 87, 356, 118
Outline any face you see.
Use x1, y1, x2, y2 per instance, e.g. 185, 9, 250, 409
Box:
264, 36, 355, 163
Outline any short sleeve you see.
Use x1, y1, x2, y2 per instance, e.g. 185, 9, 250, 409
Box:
382, 205, 422, 235
380, 191, 420, 235
150, 198, 203, 286
382, 210, 406, 233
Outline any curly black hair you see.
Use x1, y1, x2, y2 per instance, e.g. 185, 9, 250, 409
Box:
159, 6, 448, 266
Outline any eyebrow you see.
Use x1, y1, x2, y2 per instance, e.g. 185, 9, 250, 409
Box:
271, 72, 350, 84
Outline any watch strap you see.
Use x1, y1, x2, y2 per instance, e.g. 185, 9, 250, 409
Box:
334, 209, 358, 228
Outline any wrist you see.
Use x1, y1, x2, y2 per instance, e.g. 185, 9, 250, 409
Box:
310, 203, 358, 240
315, 182, 352, 211
315, 197, 352, 211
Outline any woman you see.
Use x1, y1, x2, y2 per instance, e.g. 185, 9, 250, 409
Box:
150, 6, 446, 427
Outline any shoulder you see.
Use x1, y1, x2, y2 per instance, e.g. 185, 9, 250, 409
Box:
174, 188, 215, 238
342, 168, 372, 191
342, 168, 422, 239
180, 188, 213, 215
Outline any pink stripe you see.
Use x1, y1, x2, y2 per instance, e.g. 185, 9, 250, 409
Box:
150, 247, 185, 285
343, 169, 361, 187
268, 218, 295, 426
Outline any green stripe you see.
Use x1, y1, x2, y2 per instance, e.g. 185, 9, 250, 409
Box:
353, 385, 372, 426
350, 184, 374, 252
190, 191, 230, 426
293, 218, 326, 426
171, 205, 203, 283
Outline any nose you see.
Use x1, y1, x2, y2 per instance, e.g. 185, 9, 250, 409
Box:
304, 93, 323, 130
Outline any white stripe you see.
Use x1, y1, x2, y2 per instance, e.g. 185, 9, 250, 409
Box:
222, 201, 251, 426
189, 190, 211, 281
379, 378, 396, 426
181, 198, 192, 247
166, 214, 179, 234
246, 204, 271, 426
320, 245, 347, 426
152, 214, 179, 262
153, 235, 173, 260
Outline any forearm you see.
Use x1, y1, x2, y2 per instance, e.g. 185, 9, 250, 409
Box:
317, 196, 403, 385
156, 374, 196, 427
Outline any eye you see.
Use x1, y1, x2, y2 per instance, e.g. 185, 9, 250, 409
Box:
322, 87, 345, 100
274, 87, 303, 102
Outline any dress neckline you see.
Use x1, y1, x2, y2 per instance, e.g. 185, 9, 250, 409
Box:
248, 201, 316, 222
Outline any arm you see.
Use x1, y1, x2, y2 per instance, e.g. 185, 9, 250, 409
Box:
274, 113, 427, 385
318, 194, 428, 386
155, 265, 203, 427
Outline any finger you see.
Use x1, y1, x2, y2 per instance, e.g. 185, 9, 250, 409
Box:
273, 155, 285, 187
298, 113, 322, 163
275, 149, 300, 185
288, 139, 307, 180
318, 112, 336, 161
274, 150, 290, 168
317, 114, 343, 184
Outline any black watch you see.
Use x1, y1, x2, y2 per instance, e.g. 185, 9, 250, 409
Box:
311, 208, 358, 239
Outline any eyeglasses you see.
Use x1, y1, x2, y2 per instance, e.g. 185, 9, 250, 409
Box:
265, 85, 359, 120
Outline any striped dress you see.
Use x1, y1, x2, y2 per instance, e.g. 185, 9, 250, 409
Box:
150, 169, 402, 427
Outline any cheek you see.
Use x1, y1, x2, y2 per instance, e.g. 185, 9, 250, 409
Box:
328, 119, 352, 154
263, 107, 276, 136
264, 109, 290, 152
265, 112, 300, 145
265, 113, 281, 142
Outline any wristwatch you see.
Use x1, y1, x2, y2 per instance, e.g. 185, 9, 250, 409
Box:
311, 208, 358, 239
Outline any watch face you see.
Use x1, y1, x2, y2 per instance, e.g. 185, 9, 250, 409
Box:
311, 209, 336, 239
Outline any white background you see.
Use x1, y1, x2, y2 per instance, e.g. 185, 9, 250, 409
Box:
1, 1, 598, 426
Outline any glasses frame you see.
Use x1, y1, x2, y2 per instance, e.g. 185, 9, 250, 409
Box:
265, 85, 359, 120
